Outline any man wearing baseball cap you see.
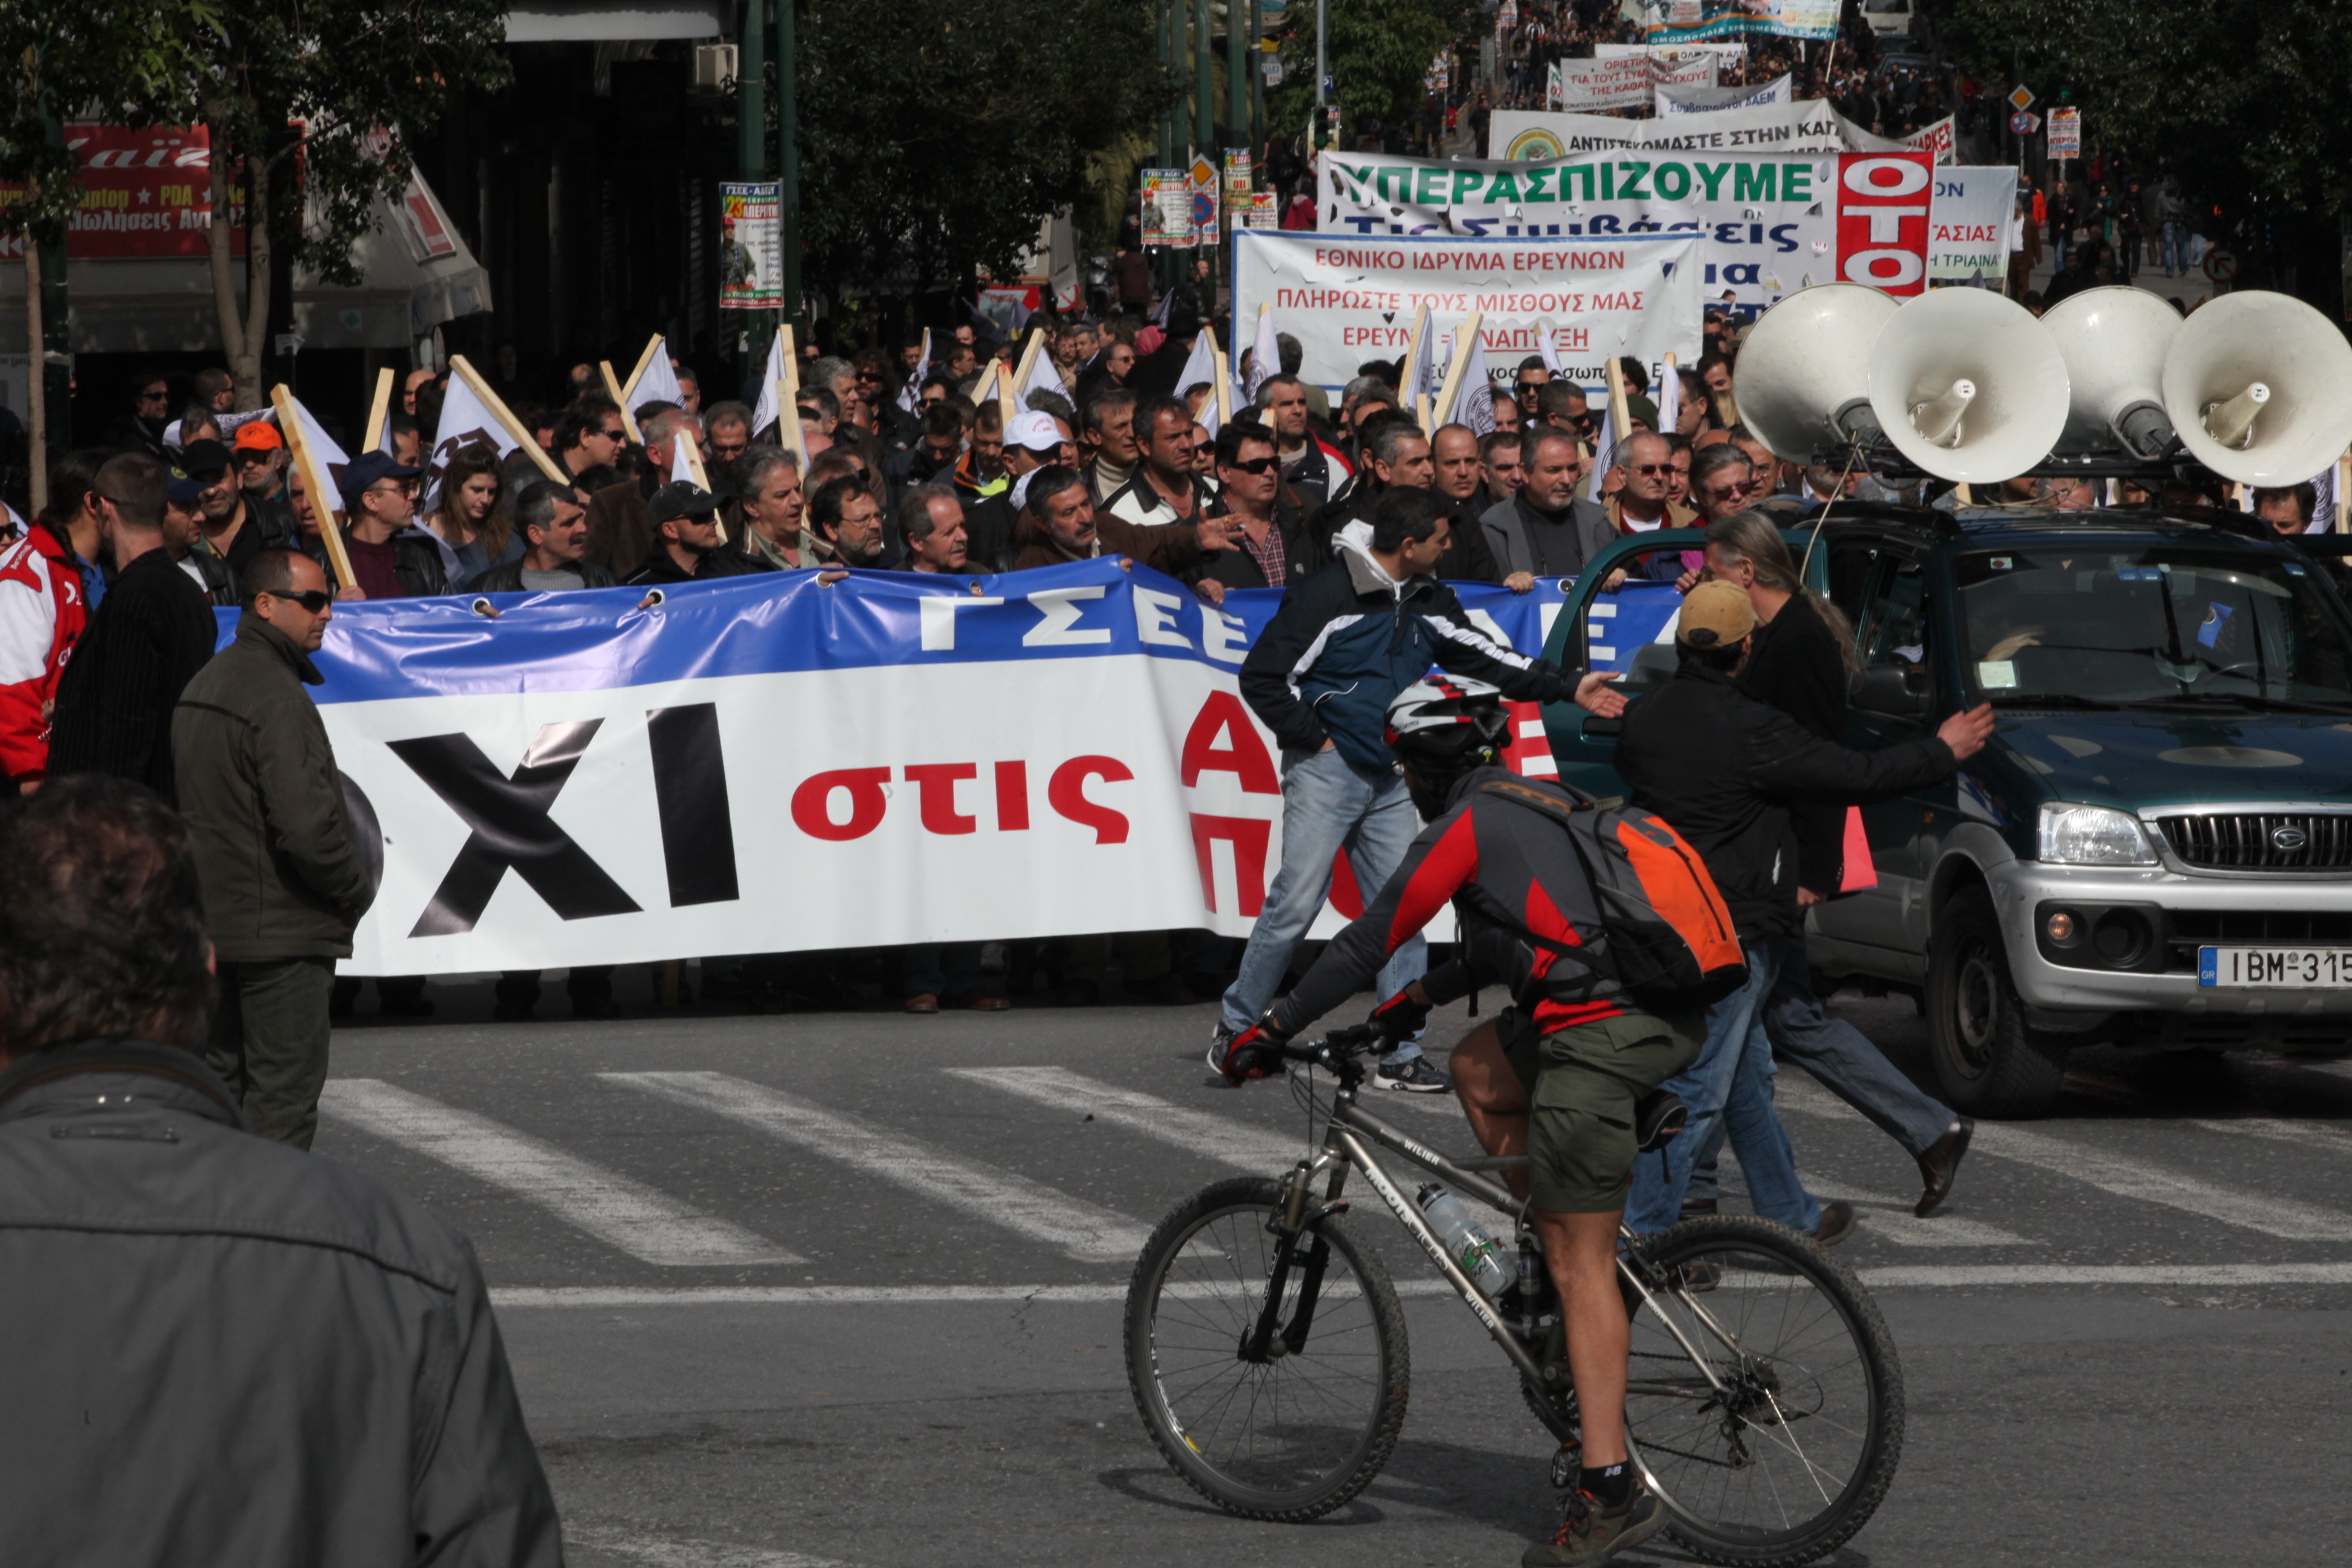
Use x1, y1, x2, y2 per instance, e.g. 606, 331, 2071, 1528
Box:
1612, 581, 1994, 1247
325, 450, 446, 601
964, 408, 1073, 574
179, 438, 295, 605
232, 419, 296, 540
624, 482, 770, 585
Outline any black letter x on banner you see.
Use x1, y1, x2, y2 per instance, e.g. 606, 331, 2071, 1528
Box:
393, 720, 643, 937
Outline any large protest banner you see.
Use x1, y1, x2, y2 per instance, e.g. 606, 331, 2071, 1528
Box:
1231, 231, 1702, 391
1636, 0, 1837, 43
1926, 165, 2020, 287
1317, 149, 1937, 310
1490, 99, 1844, 160
225, 562, 1684, 975
1546, 52, 1716, 112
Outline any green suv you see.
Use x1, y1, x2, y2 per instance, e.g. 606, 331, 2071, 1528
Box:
1542, 506, 2352, 1118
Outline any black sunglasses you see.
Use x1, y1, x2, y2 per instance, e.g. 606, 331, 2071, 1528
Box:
267, 588, 333, 612
1225, 455, 1280, 475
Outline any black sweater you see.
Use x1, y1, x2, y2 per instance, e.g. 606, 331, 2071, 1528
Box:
48, 546, 220, 805
1736, 593, 1851, 894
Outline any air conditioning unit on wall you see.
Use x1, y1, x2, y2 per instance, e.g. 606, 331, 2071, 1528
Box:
693, 44, 738, 95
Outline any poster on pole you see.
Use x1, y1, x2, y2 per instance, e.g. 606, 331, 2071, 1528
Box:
1246, 193, 1280, 230
2046, 107, 2082, 161
1142, 169, 1193, 248
718, 182, 782, 309
1223, 148, 1254, 221
1232, 230, 1702, 391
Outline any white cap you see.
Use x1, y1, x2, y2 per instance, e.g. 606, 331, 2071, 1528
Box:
1005, 409, 1064, 451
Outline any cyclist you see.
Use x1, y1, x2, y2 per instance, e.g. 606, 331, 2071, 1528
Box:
1209, 676, 1705, 1566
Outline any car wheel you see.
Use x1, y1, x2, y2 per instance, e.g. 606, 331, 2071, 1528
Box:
1926, 885, 2069, 1118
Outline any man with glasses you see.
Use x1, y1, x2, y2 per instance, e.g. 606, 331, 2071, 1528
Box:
1253, 374, 1351, 508
107, 371, 174, 460
329, 451, 447, 601
182, 438, 295, 606
583, 405, 704, 581
1533, 380, 1594, 443
48, 454, 217, 805
556, 406, 627, 480
1512, 355, 1551, 427
1603, 431, 1701, 582
175, 546, 376, 1146
1203, 423, 1320, 591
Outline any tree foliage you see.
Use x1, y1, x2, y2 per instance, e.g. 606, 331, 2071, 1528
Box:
1929, 0, 2352, 295
1266, 0, 1464, 146
0, 3, 220, 243
796, 0, 1178, 295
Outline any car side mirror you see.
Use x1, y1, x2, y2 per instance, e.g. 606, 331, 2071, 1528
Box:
1851, 663, 1932, 718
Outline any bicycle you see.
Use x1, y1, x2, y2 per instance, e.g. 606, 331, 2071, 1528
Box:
1124, 1026, 1905, 1567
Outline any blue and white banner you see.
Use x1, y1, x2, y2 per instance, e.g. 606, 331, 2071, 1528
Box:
216, 563, 1683, 974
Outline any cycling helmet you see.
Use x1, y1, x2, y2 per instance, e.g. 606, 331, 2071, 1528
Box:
1384, 676, 1512, 771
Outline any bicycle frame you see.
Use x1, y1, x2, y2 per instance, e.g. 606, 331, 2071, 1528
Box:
1283, 1075, 1740, 1409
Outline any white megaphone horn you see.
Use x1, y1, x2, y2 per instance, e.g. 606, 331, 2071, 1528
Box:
1731, 284, 1898, 462
1866, 288, 2070, 483
2160, 290, 2352, 487
2040, 286, 2180, 459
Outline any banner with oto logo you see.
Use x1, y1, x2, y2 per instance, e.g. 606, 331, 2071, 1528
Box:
218, 562, 1686, 975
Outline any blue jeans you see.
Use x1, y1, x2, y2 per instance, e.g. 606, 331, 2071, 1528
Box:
1685, 937, 1955, 1204
2161, 221, 2184, 276
1220, 747, 1427, 1065
1625, 940, 1819, 1235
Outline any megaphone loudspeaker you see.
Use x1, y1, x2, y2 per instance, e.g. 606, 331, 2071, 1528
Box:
2040, 285, 2181, 458
2161, 291, 2352, 488
1729, 283, 1897, 463
1867, 288, 2071, 483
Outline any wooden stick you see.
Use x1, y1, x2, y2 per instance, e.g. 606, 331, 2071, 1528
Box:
1432, 310, 1486, 427
600, 361, 644, 444
995, 346, 1018, 433
1399, 303, 1429, 409
2338, 448, 2350, 534
622, 333, 664, 398
271, 385, 357, 591
675, 427, 724, 545
449, 355, 570, 485
1011, 327, 1049, 402
1605, 354, 1633, 454
361, 367, 395, 455
1211, 344, 1232, 427
777, 324, 807, 465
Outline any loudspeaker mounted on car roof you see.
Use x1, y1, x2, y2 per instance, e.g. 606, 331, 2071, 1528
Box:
1732, 283, 1898, 464
2041, 285, 2182, 460
1865, 288, 2072, 484
2159, 290, 2352, 488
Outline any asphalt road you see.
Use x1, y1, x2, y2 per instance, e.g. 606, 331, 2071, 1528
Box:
315, 978, 2352, 1567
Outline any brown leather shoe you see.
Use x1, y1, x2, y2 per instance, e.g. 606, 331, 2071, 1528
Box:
1812, 1200, 1857, 1246
1679, 1197, 1718, 1219
948, 993, 1012, 1012
1915, 1118, 1974, 1218
903, 993, 940, 1015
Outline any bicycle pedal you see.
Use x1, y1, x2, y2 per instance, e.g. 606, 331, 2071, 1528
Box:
1549, 1443, 1582, 1490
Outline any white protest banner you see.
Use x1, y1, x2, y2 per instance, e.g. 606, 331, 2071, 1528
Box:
748, 330, 792, 441
247, 560, 1688, 974
2047, 107, 2081, 161
1837, 111, 1957, 166
1595, 41, 1746, 65
1490, 98, 1841, 163
1927, 165, 2019, 286
1233, 231, 1702, 391
1546, 52, 1716, 112
1657, 74, 1791, 114
1317, 149, 1940, 311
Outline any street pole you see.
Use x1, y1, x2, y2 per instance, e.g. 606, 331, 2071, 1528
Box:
1156, 0, 1175, 168
738, 0, 772, 377
778, 0, 800, 339
1249, 0, 1264, 156
1194, 0, 1213, 159
1314, 0, 1328, 151
1226, 0, 1246, 153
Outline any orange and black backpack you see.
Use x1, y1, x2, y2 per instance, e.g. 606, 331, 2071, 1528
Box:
1467, 776, 1747, 1008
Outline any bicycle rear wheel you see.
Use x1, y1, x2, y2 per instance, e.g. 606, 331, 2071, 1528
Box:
1124, 1176, 1409, 1521
1620, 1215, 1904, 1567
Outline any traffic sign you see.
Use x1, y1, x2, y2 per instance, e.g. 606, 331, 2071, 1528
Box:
2204, 248, 2239, 285
2010, 111, 2038, 136
2007, 84, 2036, 111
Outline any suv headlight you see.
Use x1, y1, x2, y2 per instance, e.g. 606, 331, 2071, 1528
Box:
2038, 802, 2158, 866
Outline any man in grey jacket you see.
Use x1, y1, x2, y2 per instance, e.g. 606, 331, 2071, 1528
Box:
0, 777, 562, 1566
1481, 427, 1615, 579
174, 547, 375, 1148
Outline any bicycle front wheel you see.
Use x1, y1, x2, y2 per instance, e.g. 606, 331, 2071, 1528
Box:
1124, 1176, 1409, 1521
1621, 1215, 1905, 1567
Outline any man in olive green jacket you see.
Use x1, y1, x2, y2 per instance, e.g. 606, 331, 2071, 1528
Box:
173, 548, 374, 1147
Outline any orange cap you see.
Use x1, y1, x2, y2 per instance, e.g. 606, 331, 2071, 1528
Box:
232, 420, 284, 452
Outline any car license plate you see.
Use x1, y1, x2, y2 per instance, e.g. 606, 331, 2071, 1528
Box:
2198, 947, 2352, 988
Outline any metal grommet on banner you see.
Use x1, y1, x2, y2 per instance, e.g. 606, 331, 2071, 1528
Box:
636, 589, 665, 612
469, 597, 499, 620
1118, 559, 1134, 573
966, 581, 986, 595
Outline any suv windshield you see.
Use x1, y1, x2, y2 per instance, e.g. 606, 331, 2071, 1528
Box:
1954, 546, 2352, 710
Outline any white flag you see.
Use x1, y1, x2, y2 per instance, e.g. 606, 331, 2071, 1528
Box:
899, 328, 930, 415
280, 389, 354, 526
748, 331, 791, 440
1176, 327, 1219, 436
1443, 353, 1497, 439
1244, 306, 1280, 402
423, 371, 519, 510
629, 338, 687, 413
1019, 338, 1067, 406
1536, 320, 1565, 378
1656, 360, 1681, 440
1581, 398, 1616, 503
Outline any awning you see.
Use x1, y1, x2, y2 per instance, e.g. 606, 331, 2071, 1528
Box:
505, 0, 723, 42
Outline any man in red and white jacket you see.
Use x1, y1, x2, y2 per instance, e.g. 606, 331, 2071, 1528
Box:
0, 514, 94, 789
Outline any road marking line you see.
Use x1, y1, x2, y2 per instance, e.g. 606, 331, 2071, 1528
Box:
321, 1079, 800, 1267
566, 1525, 843, 1567
492, 1261, 2352, 1310
1777, 1075, 2352, 1241
602, 1071, 1148, 1263
2189, 1118, 2352, 1156
946, 1066, 1313, 1173
1800, 1177, 2034, 1248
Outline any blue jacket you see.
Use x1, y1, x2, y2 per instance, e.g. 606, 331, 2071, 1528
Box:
1238, 521, 1577, 771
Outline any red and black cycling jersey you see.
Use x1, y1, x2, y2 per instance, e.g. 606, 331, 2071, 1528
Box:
1271, 766, 1630, 1038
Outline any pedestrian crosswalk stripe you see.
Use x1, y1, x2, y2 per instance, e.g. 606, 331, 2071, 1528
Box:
566, 1524, 844, 1567
2189, 1117, 2352, 1158
1967, 1120, 2352, 1242
947, 1066, 1314, 1174
602, 1071, 1149, 1263
321, 1079, 801, 1267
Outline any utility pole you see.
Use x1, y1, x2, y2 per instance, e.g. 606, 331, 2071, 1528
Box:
1226, 0, 1247, 153
1156, 0, 1176, 167
1248, 0, 1264, 156
1314, 0, 1329, 152
779, 0, 800, 336
738, 0, 771, 375
1194, 0, 1213, 157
